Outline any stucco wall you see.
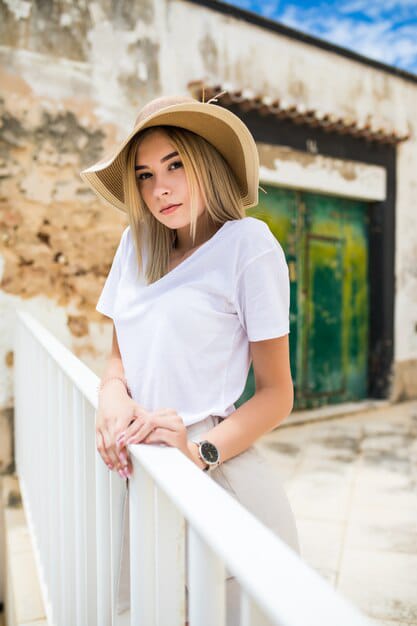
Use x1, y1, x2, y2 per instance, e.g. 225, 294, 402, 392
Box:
1, 0, 416, 435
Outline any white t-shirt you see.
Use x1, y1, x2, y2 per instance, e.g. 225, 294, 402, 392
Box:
96, 216, 290, 427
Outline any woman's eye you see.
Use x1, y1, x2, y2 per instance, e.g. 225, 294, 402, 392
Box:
136, 160, 182, 182
169, 160, 183, 170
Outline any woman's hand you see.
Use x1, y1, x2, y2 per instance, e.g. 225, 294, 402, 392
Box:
118, 408, 195, 466
95, 381, 148, 475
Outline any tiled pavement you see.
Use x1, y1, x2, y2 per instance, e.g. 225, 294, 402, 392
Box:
256, 400, 417, 626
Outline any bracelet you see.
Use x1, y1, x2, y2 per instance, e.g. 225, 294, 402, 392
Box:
98, 376, 132, 398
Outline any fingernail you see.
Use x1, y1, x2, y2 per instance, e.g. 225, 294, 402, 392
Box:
123, 468, 130, 478
119, 452, 127, 465
118, 469, 125, 478
107, 463, 113, 470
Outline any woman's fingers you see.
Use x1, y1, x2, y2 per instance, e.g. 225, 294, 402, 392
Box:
108, 437, 133, 478
96, 429, 117, 470
123, 421, 153, 444
96, 430, 109, 466
104, 430, 125, 470
95, 407, 151, 477
141, 427, 178, 447
125, 455, 133, 475
106, 416, 139, 468
118, 412, 147, 444
97, 410, 185, 479
117, 442, 130, 467
121, 415, 154, 444
123, 412, 180, 444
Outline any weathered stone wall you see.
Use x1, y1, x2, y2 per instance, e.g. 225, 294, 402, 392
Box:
0, 64, 127, 400
0, 0, 416, 439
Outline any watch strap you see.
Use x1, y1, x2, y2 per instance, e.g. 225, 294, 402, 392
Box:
190, 440, 209, 470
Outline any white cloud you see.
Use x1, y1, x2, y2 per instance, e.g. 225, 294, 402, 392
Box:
276, 2, 417, 73
339, 0, 417, 19
260, 0, 282, 18
225, 0, 417, 72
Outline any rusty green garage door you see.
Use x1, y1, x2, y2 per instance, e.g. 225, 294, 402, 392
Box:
236, 187, 369, 411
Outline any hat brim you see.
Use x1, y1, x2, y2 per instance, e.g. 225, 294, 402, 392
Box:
80, 102, 259, 212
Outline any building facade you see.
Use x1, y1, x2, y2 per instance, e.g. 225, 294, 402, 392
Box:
0, 0, 416, 432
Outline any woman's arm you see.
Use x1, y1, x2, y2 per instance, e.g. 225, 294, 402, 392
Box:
99, 325, 131, 398
96, 324, 145, 472
187, 334, 293, 466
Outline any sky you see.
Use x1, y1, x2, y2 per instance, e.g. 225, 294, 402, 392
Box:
222, 0, 417, 75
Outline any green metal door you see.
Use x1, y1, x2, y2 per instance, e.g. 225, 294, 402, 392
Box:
235, 189, 298, 407
236, 187, 369, 410
303, 234, 345, 396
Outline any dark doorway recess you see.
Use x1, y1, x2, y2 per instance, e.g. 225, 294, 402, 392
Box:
228, 103, 395, 400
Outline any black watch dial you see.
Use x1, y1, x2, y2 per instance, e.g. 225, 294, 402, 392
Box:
201, 441, 219, 464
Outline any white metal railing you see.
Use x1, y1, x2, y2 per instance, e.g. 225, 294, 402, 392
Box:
13, 310, 373, 626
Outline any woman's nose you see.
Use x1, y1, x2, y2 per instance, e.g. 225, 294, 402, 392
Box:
153, 179, 171, 199
155, 188, 170, 199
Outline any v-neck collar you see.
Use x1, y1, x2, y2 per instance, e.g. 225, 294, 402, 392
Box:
146, 219, 234, 288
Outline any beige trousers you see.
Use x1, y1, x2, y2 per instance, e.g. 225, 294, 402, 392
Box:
116, 414, 300, 624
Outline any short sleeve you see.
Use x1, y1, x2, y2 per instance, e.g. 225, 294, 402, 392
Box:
96, 227, 129, 319
234, 244, 290, 342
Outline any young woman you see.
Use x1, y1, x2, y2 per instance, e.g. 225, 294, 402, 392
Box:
81, 94, 300, 624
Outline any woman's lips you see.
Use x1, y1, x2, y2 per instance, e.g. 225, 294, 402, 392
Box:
160, 203, 181, 215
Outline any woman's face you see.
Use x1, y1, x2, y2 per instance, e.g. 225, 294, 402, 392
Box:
134, 129, 206, 229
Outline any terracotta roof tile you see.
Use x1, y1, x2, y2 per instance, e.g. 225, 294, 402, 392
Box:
188, 80, 410, 145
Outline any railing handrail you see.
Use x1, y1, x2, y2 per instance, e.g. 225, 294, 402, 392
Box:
129, 443, 367, 625
14, 310, 373, 626
16, 311, 99, 405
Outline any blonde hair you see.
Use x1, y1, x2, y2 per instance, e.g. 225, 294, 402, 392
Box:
123, 125, 246, 284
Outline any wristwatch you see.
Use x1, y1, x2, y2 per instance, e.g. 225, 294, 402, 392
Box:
191, 439, 221, 472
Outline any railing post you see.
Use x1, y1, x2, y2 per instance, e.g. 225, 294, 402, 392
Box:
85, 403, 98, 626
73, 388, 87, 626
155, 488, 186, 625
240, 592, 271, 626
129, 461, 156, 625
187, 526, 226, 626
39, 349, 50, 600
48, 356, 60, 625
57, 370, 76, 625
109, 470, 127, 623
96, 448, 112, 626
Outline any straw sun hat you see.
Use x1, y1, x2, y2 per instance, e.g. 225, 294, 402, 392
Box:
79, 93, 260, 212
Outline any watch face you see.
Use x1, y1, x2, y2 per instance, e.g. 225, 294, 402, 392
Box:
201, 441, 219, 464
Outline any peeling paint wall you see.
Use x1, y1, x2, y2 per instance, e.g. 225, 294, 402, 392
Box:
0, 0, 416, 438
257, 144, 387, 202
0, 71, 127, 295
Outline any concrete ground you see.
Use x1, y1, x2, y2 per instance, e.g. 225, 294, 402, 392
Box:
256, 399, 417, 626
